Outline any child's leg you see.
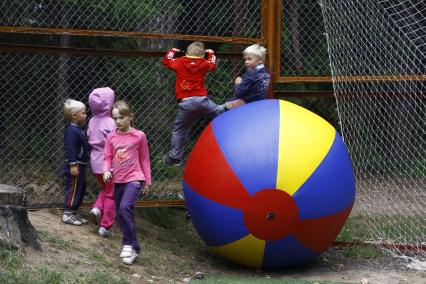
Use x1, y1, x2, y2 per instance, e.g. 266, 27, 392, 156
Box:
168, 100, 198, 161
197, 96, 227, 116
115, 181, 142, 253
75, 165, 86, 209
100, 180, 115, 229
226, 99, 245, 109
64, 164, 86, 212
92, 174, 106, 211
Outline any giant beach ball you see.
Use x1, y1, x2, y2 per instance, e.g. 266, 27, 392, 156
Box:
183, 99, 356, 269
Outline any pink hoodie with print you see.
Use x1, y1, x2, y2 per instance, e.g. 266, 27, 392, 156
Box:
103, 128, 152, 185
87, 87, 116, 174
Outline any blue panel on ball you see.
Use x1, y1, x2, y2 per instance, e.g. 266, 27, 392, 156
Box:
211, 100, 280, 196
183, 181, 249, 246
293, 132, 356, 219
263, 236, 319, 269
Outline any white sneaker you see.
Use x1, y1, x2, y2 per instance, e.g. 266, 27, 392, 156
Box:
61, 214, 82, 226
75, 214, 88, 224
120, 245, 134, 258
98, 227, 112, 237
89, 208, 101, 225
122, 251, 138, 265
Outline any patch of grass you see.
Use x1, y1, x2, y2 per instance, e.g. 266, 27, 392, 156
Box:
151, 155, 182, 182
0, 271, 28, 284
342, 245, 384, 258
87, 251, 115, 269
135, 207, 208, 276
336, 216, 367, 242
0, 245, 22, 270
337, 215, 424, 243
140, 207, 182, 229
80, 269, 129, 284
33, 267, 63, 284
37, 230, 73, 250
192, 276, 354, 284
0, 266, 63, 284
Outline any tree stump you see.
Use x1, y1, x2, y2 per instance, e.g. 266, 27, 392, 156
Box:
0, 184, 40, 250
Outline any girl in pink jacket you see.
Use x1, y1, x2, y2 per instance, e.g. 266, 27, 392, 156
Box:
87, 87, 116, 237
103, 100, 151, 265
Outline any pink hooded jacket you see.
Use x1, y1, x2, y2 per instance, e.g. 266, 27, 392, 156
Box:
87, 87, 116, 174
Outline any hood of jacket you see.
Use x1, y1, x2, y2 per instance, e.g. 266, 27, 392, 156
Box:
89, 87, 115, 117
180, 56, 205, 74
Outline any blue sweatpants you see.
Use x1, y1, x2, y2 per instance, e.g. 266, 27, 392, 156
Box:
64, 164, 86, 211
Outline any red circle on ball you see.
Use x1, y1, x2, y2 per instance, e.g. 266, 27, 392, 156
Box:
243, 189, 298, 241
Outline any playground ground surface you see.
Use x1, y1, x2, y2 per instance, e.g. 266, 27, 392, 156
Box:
0, 208, 424, 284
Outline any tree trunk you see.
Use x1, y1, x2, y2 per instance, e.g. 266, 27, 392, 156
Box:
0, 184, 40, 250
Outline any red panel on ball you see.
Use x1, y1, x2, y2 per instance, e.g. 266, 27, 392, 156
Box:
184, 124, 251, 209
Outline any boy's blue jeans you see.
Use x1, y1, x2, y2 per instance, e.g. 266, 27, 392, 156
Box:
168, 96, 226, 161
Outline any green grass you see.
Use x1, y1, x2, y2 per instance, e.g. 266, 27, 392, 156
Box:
337, 215, 424, 243
336, 216, 367, 242
0, 245, 23, 270
342, 246, 384, 258
87, 251, 114, 268
0, 225, 130, 283
78, 270, 129, 284
37, 230, 74, 250
0, 267, 128, 284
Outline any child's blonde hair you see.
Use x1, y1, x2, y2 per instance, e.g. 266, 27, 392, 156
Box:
186, 41, 205, 57
243, 44, 267, 63
113, 100, 134, 123
64, 99, 85, 121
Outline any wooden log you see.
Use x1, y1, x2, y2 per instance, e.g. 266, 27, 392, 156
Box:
0, 184, 40, 250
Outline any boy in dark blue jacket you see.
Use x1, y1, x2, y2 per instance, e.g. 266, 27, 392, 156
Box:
228, 44, 270, 108
62, 99, 88, 226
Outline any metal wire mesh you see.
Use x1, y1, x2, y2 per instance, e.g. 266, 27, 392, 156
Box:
0, 47, 243, 208
280, 0, 330, 77
285, 96, 339, 130
320, 0, 426, 257
0, 0, 262, 39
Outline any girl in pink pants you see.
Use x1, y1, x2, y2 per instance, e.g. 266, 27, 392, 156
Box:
87, 87, 116, 236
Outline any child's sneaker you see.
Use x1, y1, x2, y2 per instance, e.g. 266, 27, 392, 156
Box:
75, 213, 88, 224
120, 245, 134, 258
62, 213, 82, 226
98, 227, 112, 237
89, 207, 101, 225
162, 154, 182, 166
122, 251, 138, 265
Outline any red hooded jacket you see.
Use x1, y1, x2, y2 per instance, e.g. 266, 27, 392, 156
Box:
163, 49, 216, 100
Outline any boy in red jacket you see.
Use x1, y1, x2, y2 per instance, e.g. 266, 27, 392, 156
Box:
163, 42, 226, 166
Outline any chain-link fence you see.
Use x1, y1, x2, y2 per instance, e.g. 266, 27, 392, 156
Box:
280, 0, 330, 79
0, 40, 244, 208
0, 0, 263, 40
0, 0, 266, 209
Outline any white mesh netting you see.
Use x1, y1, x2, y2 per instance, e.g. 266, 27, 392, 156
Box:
320, 0, 425, 258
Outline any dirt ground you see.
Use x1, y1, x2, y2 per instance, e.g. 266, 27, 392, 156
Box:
24, 208, 425, 284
